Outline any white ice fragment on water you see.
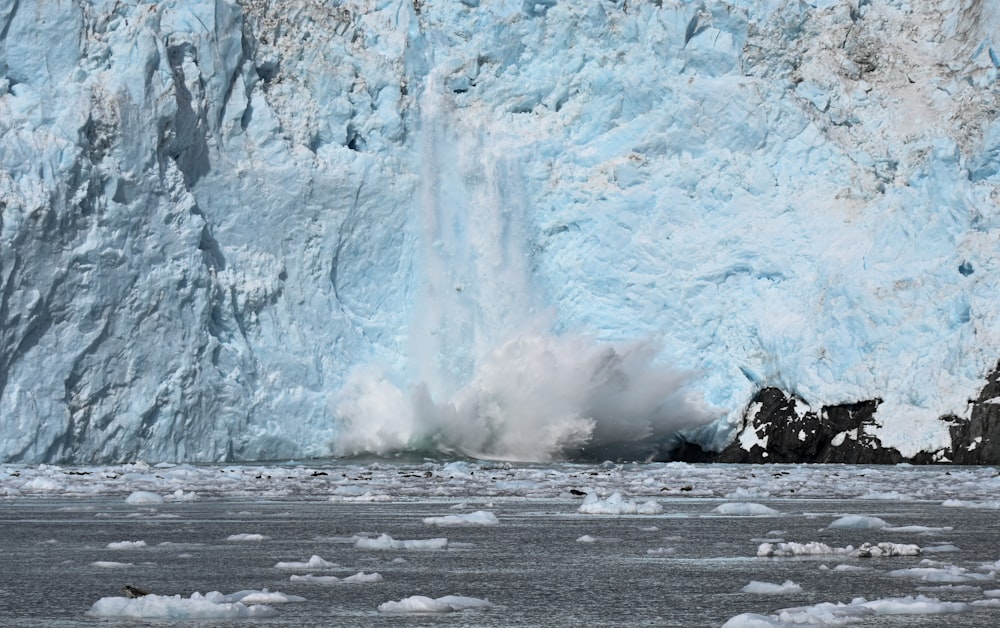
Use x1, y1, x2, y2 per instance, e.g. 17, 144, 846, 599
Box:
713, 502, 780, 516
741, 580, 803, 594
942, 499, 1000, 509
290, 571, 384, 584
166, 489, 198, 501
577, 492, 662, 515
273, 555, 337, 570
125, 491, 164, 505
87, 592, 280, 619
422, 511, 499, 526
826, 514, 889, 530
724, 595, 975, 626
106, 540, 146, 549
354, 534, 448, 550
757, 541, 920, 558
857, 491, 909, 500
226, 534, 271, 542
229, 589, 306, 604
378, 594, 491, 613
646, 547, 675, 555
91, 561, 133, 568
887, 566, 996, 583
329, 491, 392, 503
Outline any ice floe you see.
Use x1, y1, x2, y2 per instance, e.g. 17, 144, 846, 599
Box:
354, 534, 449, 550
723, 595, 976, 626
577, 492, 662, 515
741, 580, 803, 594
106, 540, 146, 549
757, 541, 921, 558
290, 571, 384, 584
378, 595, 491, 613
273, 555, 337, 570
714, 502, 780, 516
226, 533, 271, 542
422, 511, 499, 526
86, 590, 300, 619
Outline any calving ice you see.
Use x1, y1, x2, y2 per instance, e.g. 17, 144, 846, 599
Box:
1, 0, 998, 463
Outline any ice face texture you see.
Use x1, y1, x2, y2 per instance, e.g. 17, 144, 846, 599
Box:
1, 0, 999, 463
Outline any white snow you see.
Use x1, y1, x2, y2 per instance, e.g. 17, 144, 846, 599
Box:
378, 595, 491, 613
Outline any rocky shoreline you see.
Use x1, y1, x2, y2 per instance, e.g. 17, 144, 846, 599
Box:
674, 363, 1000, 465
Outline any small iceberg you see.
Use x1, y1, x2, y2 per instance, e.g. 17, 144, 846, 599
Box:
378, 594, 491, 613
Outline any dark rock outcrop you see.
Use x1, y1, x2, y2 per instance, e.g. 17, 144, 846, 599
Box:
673, 361, 1000, 464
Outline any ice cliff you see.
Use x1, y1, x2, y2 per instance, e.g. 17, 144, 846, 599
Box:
1, 0, 999, 463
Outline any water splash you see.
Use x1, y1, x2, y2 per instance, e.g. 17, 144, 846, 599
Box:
332, 75, 715, 462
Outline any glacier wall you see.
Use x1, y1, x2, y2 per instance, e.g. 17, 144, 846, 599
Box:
1, 0, 999, 463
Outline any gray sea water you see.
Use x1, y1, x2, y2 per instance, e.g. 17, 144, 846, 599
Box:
2, 495, 1000, 627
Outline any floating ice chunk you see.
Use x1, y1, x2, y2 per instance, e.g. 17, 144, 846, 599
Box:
165, 489, 198, 501
757, 541, 845, 557
887, 566, 996, 583
714, 502, 779, 516
291, 571, 384, 584
226, 534, 271, 542
853, 542, 922, 558
378, 594, 491, 613
857, 491, 909, 500
274, 555, 337, 570
575, 534, 619, 543
125, 491, 164, 505
827, 515, 889, 530
329, 491, 392, 503
228, 589, 306, 604
646, 547, 675, 555
343, 571, 385, 584
354, 534, 448, 550
741, 580, 802, 594
862, 595, 974, 614
922, 544, 961, 553
577, 492, 662, 515
107, 540, 146, 549
724, 595, 974, 626
91, 561, 133, 568
423, 511, 499, 526
87, 592, 279, 619
831, 564, 868, 572
721, 613, 788, 627
887, 525, 953, 533
758, 541, 920, 558
942, 499, 1000, 509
